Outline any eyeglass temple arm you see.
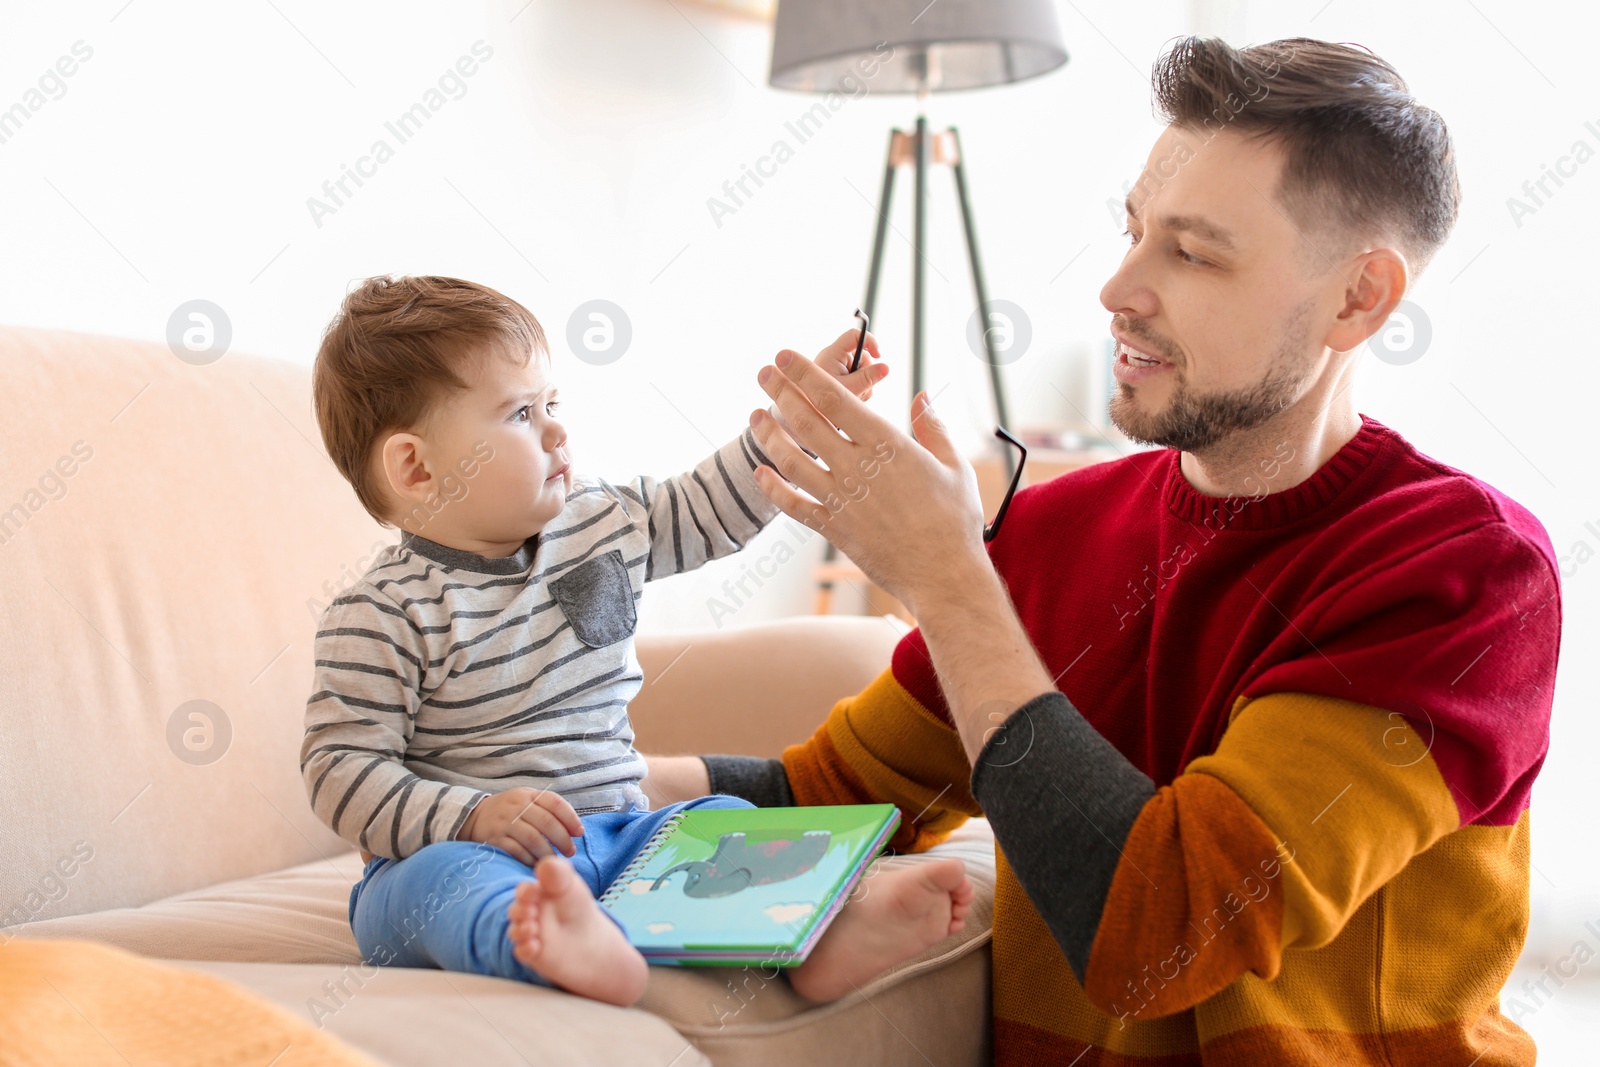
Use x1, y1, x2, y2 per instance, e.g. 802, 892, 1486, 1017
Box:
849, 309, 870, 373
982, 427, 1026, 543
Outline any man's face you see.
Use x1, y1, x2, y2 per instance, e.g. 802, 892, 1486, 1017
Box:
407, 347, 572, 546
1100, 125, 1349, 453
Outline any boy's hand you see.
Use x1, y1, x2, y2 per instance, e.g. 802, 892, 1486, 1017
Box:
801, 327, 887, 401
459, 788, 584, 866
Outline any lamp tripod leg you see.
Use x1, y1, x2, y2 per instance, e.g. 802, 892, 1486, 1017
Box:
950, 127, 1016, 483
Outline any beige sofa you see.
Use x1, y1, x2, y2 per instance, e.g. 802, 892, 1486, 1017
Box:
0, 327, 996, 1066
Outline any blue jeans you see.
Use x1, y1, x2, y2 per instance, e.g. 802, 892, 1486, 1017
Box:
348, 793, 755, 986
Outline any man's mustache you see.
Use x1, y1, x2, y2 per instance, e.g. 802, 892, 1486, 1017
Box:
1112, 315, 1182, 363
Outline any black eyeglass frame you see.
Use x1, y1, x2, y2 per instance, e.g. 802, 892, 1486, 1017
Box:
849, 308, 870, 373
983, 427, 1026, 543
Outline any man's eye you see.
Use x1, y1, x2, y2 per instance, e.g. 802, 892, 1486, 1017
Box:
1123, 227, 1140, 246
1176, 247, 1207, 266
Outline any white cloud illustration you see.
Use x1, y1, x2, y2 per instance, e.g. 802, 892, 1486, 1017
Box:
763, 902, 815, 925
647, 922, 675, 934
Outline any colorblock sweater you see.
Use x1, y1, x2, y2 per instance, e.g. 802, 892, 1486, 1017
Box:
705, 416, 1561, 1066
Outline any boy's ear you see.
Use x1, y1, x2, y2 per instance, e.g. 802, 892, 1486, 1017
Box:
380, 431, 434, 508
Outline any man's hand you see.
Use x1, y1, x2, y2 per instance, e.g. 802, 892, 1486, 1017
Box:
766, 329, 888, 446
749, 349, 987, 618
748, 353, 1055, 764
459, 788, 584, 866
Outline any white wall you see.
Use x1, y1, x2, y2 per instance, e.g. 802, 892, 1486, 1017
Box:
2, 0, 1594, 971
0, 0, 1186, 632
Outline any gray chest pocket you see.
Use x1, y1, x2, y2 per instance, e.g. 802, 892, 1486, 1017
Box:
548, 549, 637, 648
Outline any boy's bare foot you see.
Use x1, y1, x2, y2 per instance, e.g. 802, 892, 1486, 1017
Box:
506, 855, 648, 1007
788, 857, 975, 1003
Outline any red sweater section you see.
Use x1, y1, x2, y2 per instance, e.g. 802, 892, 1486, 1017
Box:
893, 415, 1561, 828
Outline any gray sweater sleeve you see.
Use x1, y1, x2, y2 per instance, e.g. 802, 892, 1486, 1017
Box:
969, 690, 1156, 981
700, 754, 795, 808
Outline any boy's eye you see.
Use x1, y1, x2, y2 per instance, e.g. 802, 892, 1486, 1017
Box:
509, 398, 559, 423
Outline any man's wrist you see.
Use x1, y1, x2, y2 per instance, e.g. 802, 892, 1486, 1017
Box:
903, 548, 1000, 623
907, 552, 1058, 763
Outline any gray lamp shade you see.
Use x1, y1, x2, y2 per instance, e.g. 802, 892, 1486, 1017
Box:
769, 0, 1067, 93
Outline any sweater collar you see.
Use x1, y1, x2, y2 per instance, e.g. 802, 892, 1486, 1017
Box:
1160, 414, 1391, 531
399, 531, 539, 575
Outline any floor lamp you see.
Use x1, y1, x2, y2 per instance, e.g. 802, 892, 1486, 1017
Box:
768, 0, 1068, 611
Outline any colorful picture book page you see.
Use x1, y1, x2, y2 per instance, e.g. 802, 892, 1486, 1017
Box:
599, 803, 899, 960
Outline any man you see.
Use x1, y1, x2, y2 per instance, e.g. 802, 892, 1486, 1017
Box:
647, 36, 1560, 1066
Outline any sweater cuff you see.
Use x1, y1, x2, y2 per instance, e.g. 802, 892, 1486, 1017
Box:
969, 690, 1156, 981
701, 754, 795, 808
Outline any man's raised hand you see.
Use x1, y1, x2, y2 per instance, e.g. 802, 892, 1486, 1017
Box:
747, 350, 988, 618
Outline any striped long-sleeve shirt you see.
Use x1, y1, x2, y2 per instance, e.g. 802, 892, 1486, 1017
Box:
301, 427, 778, 860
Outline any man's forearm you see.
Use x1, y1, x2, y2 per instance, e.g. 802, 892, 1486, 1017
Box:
918, 558, 1160, 982
912, 556, 1058, 765
640, 754, 710, 807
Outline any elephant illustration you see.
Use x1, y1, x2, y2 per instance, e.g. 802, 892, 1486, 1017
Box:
649, 830, 831, 898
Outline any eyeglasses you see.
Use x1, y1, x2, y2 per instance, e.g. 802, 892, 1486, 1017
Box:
983, 427, 1026, 543
849, 308, 869, 373
847, 306, 1022, 542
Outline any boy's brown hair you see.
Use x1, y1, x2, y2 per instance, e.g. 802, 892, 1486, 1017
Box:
1152, 37, 1461, 273
313, 275, 546, 525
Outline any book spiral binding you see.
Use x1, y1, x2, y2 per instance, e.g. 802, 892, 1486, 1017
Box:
598, 810, 689, 906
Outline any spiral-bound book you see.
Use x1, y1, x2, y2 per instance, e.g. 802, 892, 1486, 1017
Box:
597, 803, 901, 967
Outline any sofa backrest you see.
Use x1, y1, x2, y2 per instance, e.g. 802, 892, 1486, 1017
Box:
0, 327, 390, 923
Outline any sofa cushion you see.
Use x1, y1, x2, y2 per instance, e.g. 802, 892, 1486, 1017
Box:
186, 960, 714, 1067
0, 327, 382, 919
7, 847, 370, 964
13, 819, 997, 1066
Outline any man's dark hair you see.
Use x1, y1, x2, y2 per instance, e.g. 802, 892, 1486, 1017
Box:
1152, 36, 1461, 273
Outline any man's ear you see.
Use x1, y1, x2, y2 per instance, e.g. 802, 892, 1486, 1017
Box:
1325, 247, 1408, 354
380, 431, 435, 512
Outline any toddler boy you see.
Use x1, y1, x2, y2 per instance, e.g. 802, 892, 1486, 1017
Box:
302, 276, 973, 1006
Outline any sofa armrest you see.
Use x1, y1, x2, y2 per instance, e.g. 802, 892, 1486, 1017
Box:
629, 615, 909, 760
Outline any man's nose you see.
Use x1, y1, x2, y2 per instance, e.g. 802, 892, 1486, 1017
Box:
1100, 248, 1158, 320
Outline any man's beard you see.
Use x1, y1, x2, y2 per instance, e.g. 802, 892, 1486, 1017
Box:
1108, 301, 1317, 454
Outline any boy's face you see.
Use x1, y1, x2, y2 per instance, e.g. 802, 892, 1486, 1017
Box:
396, 345, 571, 553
